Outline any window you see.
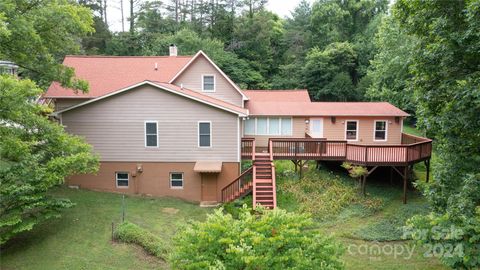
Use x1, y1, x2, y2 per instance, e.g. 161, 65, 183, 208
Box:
374, 120, 387, 141
244, 118, 255, 135
202, 75, 215, 92
345, 120, 358, 141
145, 121, 158, 147
268, 118, 280, 135
116, 172, 129, 188
170, 172, 184, 189
281, 118, 292, 135
256, 117, 268, 135
198, 122, 211, 147
242, 117, 293, 136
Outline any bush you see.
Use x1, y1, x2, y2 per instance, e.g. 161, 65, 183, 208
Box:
278, 170, 382, 220
114, 222, 166, 259
171, 206, 344, 269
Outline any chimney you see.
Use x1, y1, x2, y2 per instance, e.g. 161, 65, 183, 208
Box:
169, 44, 177, 57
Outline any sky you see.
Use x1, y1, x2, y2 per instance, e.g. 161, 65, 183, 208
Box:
106, 0, 315, 32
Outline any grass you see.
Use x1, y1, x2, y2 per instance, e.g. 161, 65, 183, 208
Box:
273, 160, 445, 269
1, 188, 212, 270
2, 125, 443, 269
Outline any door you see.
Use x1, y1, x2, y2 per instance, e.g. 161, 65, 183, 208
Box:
201, 173, 217, 202
310, 118, 324, 138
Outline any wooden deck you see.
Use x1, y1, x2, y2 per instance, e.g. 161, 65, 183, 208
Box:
241, 133, 432, 166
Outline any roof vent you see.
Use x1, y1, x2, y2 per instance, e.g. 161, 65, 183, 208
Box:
169, 44, 177, 57
154, 62, 158, 70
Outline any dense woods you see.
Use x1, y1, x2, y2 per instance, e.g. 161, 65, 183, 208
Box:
78, 0, 389, 101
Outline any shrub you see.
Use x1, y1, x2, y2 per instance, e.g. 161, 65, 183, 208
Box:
171, 206, 344, 269
114, 222, 166, 259
278, 170, 382, 220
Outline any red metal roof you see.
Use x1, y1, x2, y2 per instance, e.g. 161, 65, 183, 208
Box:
44, 55, 193, 98
243, 89, 311, 102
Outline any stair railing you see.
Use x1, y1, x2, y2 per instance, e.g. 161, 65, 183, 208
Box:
252, 165, 257, 207
271, 162, 277, 209
221, 167, 253, 203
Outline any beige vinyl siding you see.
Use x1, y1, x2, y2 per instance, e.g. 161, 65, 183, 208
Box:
321, 116, 402, 144
172, 55, 243, 107
55, 98, 91, 111
61, 85, 239, 162
242, 117, 307, 147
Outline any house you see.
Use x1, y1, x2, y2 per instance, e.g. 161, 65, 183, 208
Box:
43, 45, 432, 208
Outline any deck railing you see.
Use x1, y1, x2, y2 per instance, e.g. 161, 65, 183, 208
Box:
241, 138, 255, 160
221, 166, 254, 203
244, 133, 432, 166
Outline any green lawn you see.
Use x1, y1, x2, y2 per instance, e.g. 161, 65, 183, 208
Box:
2, 125, 442, 269
1, 188, 212, 270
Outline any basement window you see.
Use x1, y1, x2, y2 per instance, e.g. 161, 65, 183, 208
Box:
116, 172, 129, 188
170, 172, 184, 189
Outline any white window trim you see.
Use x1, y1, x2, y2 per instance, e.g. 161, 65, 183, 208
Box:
201, 74, 216, 92
373, 120, 388, 142
198, 121, 212, 148
170, 172, 184, 189
115, 172, 129, 188
144, 120, 159, 148
345, 120, 359, 141
244, 117, 293, 136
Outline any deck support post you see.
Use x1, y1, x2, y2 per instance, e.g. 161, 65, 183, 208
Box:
425, 159, 430, 183
403, 166, 408, 204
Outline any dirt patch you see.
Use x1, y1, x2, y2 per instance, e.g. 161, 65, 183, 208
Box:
162, 207, 179, 214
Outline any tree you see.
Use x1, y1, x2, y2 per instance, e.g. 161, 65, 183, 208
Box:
0, 76, 99, 244
365, 15, 416, 113
171, 206, 344, 269
303, 42, 360, 101
0, 0, 94, 91
79, 0, 112, 54
393, 0, 480, 268
147, 29, 264, 89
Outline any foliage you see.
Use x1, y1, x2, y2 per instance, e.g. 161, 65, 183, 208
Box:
171, 206, 344, 269
392, 0, 480, 268
365, 15, 416, 113
0, 0, 94, 91
114, 221, 167, 259
352, 202, 429, 241
0, 76, 99, 244
303, 42, 361, 101
341, 162, 368, 178
278, 167, 382, 220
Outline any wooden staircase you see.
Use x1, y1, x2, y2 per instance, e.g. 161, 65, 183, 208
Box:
253, 153, 277, 209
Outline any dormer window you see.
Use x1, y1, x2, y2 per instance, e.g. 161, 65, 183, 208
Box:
202, 75, 215, 92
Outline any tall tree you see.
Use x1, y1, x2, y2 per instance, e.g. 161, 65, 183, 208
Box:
0, 76, 99, 244
0, 0, 94, 91
365, 16, 416, 113
393, 0, 480, 268
303, 42, 360, 101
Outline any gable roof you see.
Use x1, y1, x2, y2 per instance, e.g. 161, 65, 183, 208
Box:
169, 51, 249, 101
44, 55, 193, 98
54, 81, 248, 116
243, 89, 311, 102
